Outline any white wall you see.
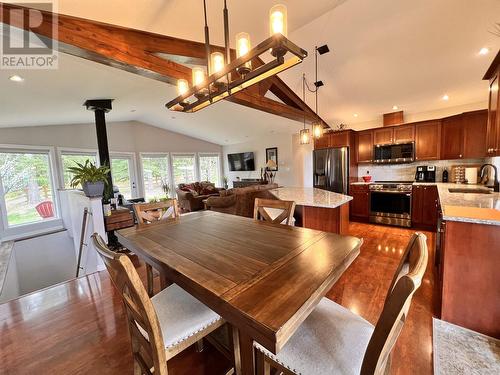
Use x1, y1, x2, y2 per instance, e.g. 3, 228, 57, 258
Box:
0, 120, 221, 153
0, 120, 223, 197
222, 132, 313, 188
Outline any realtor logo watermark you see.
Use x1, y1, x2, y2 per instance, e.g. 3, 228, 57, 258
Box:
1, 1, 58, 69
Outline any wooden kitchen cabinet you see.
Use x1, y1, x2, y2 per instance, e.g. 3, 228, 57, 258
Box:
313, 134, 329, 149
349, 184, 370, 221
415, 120, 441, 161
393, 124, 415, 143
313, 130, 354, 150
356, 130, 373, 163
441, 114, 464, 159
373, 128, 393, 145
463, 110, 488, 158
412, 185, 438, 230
441, 110, 487, 160
484, 51, 500, 156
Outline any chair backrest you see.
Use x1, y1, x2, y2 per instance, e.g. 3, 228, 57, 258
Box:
361, 232, 428, 375
134, 199, 179, 226
253, 198, 296, 226
92, 234, 167, 375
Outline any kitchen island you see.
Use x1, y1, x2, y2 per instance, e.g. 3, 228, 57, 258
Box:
270, 187, 352, 235
431, 183, 500, 338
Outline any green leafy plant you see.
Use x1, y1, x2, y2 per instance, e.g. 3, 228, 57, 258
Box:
68, 160, 111, 189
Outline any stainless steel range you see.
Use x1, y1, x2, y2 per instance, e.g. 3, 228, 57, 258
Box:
369, 181, 413, 227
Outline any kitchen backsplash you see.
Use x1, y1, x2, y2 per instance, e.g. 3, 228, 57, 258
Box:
357, 158, 492, 182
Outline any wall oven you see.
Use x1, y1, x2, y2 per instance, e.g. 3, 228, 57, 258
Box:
369, 182, 412, 227
373, 142, 414, 164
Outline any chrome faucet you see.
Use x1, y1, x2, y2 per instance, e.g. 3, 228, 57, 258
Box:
480, 164, 499, 192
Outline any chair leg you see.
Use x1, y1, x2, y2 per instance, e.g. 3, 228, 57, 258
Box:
146, 263, 154, 297
133, 358, 142, 375
255, 350, 271, 375
195, 338, 205, 352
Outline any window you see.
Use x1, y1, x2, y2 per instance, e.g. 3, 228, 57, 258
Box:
199, 154, 221, 185
111, 155, 137, 199
141, 154, 171, 201
171, 154, 196, 186
0, 149, 58, 228
60, 152, 97, 189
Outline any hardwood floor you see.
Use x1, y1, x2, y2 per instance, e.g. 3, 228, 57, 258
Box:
0, 222, 435, 374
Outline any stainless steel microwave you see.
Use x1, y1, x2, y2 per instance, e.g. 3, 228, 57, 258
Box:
373, 142, 414, 164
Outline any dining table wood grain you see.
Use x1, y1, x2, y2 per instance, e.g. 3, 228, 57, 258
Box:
117, 210, 362, 375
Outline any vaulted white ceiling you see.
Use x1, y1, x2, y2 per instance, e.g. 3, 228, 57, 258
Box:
0, 0, 499, 143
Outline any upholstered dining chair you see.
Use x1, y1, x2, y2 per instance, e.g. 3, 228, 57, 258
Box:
92, 233, 226, 375
253, 198, 296, 226
133, 200, 180, 297
254, 232, 428, 375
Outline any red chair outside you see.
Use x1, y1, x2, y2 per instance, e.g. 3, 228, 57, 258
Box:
36, 201, 54, 218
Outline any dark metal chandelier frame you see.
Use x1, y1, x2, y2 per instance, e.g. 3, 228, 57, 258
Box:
165, 1, 307, 113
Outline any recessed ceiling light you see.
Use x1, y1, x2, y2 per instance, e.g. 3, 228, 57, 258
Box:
442, 94, 449, 101
9, 75, 24, 82
353, 113, 359, 118
479, 47, 489, 55
392, 105, 399, 110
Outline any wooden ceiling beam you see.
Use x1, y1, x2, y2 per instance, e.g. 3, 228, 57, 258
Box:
0, 2, 329, 127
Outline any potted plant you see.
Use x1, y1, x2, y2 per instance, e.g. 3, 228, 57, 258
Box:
68, 160, 111, 198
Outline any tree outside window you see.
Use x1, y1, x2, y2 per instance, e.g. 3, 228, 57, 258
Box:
0, 152, 56, 226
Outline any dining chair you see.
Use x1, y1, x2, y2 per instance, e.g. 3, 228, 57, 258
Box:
253, 198, 296, 226
133, 200, 180, 297
92, 233, 226, 375
254, 232, 428, 375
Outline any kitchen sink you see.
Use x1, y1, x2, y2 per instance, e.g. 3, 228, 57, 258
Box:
448, 188, 492, 194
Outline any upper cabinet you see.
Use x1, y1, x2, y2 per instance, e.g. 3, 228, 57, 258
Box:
313, 130, 354, 150
484, 51, 500, 157
441, 110, 488, 160
356, 130, 373, 163
373, 128, 393, 145
441, 115, 464, 159
373, 124, 415, 146
463, 110, 488, 159
393, 124, 415, 143
415, 120, 441, 161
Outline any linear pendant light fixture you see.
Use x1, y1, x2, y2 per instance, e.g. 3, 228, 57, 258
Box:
165, 1, 308, 113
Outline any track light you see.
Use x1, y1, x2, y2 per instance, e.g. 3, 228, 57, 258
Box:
316, 44, 330, 55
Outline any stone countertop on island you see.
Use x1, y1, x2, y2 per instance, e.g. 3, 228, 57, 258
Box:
269, 187, 352, 209
413, 182, 500, 225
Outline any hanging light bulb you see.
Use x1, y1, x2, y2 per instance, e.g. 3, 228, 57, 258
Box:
269, 4, 287, 37
236, 32, 252, 75
312, 122, 324, 139
192, 67, 206, 87
300, 128, 311, 144
177, 79, 189, 96
210, 52, 225, 74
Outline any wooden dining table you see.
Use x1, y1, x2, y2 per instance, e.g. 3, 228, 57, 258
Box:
117, 210, 362, 375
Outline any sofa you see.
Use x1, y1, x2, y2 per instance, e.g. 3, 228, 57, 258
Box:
176, 182, 224, 212
205, 183, 279, 218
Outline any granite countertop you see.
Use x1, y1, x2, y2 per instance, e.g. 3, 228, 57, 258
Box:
433, 183, 500, 226
0, 241, 14, 295
270, 187, 352, 209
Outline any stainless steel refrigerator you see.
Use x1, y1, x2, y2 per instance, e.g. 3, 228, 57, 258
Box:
313, 147, 349, 194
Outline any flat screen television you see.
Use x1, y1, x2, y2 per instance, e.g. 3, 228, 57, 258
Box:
227, 152, 255, 171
